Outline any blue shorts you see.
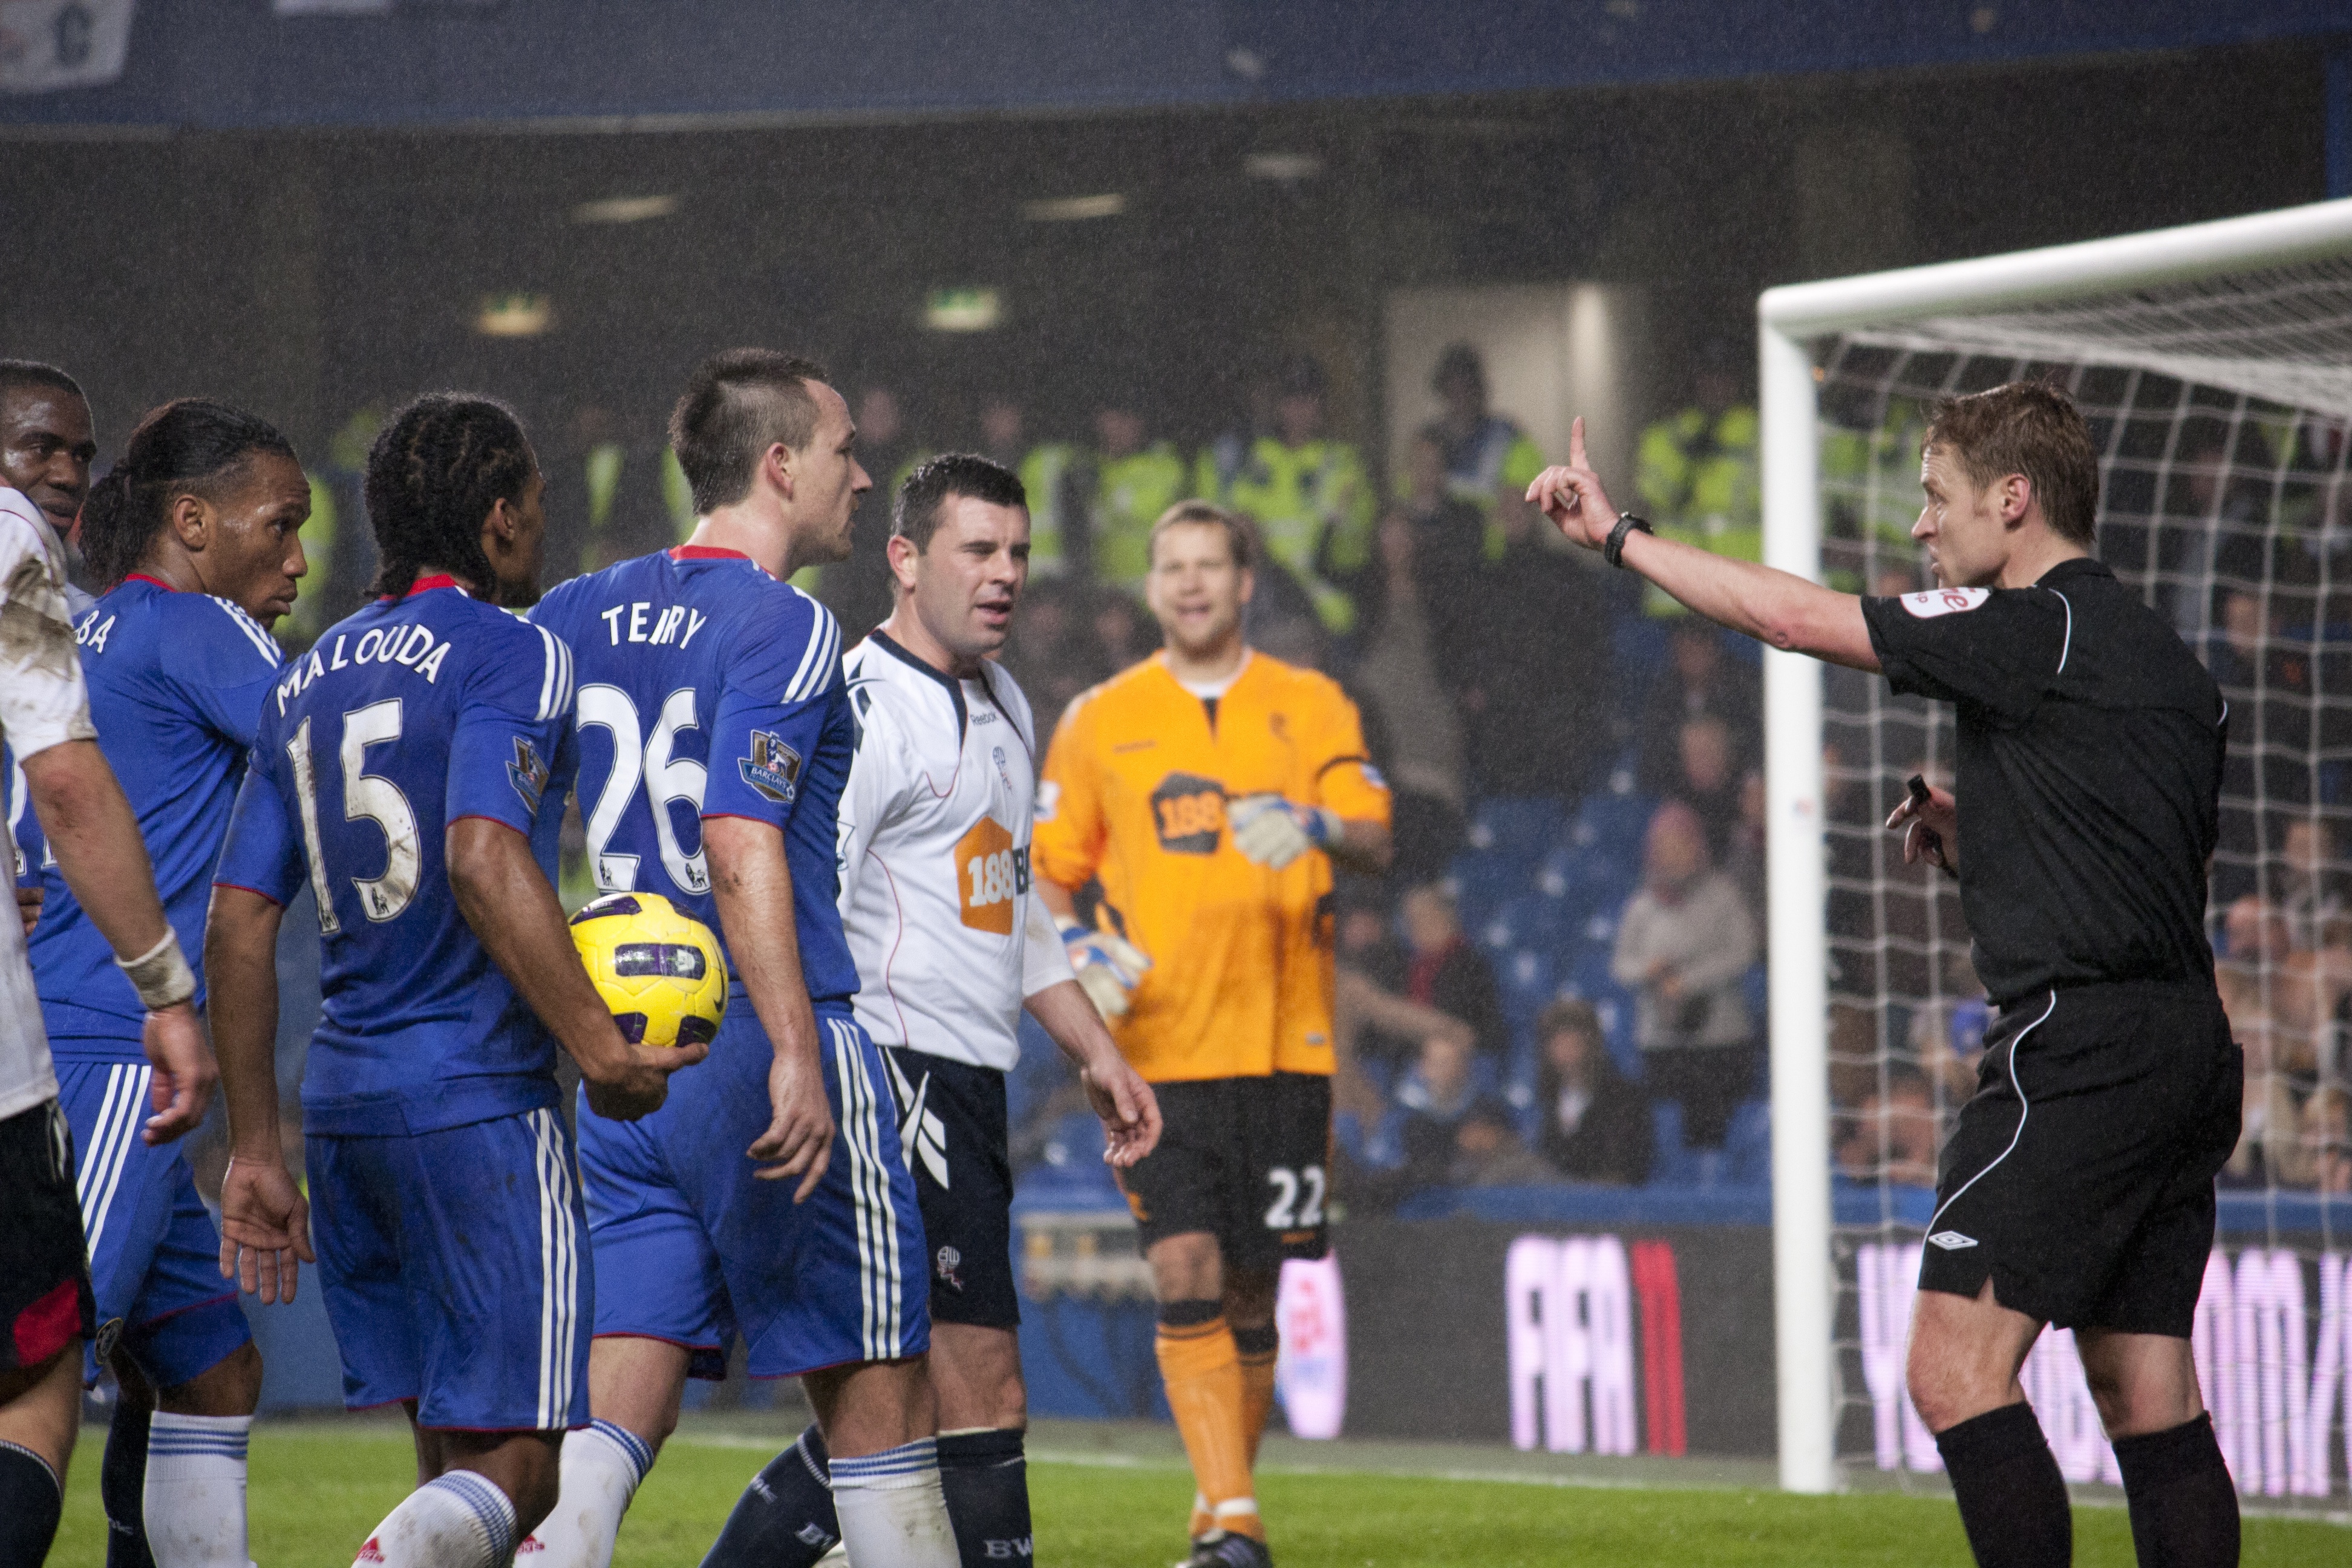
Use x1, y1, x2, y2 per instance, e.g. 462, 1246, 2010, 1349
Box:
579, 1004, 927, 1379
307, 1106, 589, 1431
57, 1060, 251, 1390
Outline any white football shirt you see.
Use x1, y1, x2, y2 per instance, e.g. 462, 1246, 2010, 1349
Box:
0, 488, 97, 1119
837, 630, 1074, 1074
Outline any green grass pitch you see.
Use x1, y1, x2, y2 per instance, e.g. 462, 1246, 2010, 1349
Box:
44, 1418, 2351, 1566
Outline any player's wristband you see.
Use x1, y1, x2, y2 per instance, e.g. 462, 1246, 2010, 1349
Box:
116, 928, 196, 1011
1603, 512, 1653, 569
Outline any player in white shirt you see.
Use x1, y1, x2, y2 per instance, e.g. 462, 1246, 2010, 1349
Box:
0, 486, 212, 1566
699, 454, 1160, 1568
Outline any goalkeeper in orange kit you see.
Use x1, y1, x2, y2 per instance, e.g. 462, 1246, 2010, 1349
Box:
1034, 501, 1391, 1567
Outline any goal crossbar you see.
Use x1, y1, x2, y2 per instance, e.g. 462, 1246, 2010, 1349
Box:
1756, 196, 2352, 1495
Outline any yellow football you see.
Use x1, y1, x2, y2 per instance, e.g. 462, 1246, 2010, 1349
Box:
568, 890, 727, 1049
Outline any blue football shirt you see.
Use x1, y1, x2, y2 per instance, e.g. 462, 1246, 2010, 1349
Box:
17, 577, 283, 1057
531, 544, 858, 1007
214, 577, 577, 1136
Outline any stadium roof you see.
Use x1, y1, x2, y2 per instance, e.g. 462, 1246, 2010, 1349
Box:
2, 0, 2347, 136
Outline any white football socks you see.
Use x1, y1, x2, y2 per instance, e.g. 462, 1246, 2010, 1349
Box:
353, 1469, 517, 1568
829, 1437, 958, 1567
516, 1419, 656, 1568
143, 1413, 251, 1568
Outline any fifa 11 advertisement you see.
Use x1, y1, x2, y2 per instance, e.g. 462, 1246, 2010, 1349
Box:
1851, 1240, 2352, 1501
1334, 1220, 1777, 1456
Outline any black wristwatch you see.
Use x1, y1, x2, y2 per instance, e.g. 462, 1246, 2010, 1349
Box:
1603, 512, 1653, 569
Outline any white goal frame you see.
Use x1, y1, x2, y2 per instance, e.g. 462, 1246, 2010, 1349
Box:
1759, 196, 2352, 1495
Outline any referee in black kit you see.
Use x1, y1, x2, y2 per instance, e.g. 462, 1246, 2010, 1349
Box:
1529, 383, 2239, 1568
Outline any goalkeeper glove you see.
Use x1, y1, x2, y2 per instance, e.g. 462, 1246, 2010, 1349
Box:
1227, 794, 1342, 871
1062, 924, 1151, 1020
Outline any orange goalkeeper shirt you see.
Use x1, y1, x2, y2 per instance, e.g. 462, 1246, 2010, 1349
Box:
1033, 650, 1391, 1083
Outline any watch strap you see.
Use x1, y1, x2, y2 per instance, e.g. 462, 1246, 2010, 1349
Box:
1604, 512, 1653, 569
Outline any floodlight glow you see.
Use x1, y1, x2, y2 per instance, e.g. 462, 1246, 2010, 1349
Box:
1244, 151, 1322, 181
924, 287, 1004, 333
572, 195, 679, 225
1022, 193, 1126, 222
475, 293, 554, 338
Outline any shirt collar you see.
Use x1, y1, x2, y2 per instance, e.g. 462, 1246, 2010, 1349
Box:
125, 572, 177, 592
2035, 555, 2110, 588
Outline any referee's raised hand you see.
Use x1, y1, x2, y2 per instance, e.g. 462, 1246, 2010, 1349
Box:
1526, 417, 1616, 550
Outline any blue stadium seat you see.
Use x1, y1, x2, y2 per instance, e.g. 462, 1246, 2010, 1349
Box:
1493, 893, 1569, 960
1495, 948, 1555, 1030
1448, 849, 1530, 930
1570, 785, 1657, 858
1648, 1100, 1700, 1186
1466, 797, 1567, 861
1725, 1097, 1772, 1186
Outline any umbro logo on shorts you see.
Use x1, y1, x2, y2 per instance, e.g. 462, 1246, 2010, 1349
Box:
1927, 1230, 1979, 1250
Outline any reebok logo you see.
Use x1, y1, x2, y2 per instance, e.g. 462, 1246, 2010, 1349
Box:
1927, 1230, 1978, 1250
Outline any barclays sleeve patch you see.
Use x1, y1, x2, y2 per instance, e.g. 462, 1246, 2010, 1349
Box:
739, 730, 803, 804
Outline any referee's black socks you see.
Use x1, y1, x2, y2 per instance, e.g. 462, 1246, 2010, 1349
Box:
0, 1438, 65, 1568
2112, 1414, 2239, 1568
1933, 1401, 2073, 1568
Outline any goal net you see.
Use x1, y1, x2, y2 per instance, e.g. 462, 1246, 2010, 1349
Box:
1760, 200, 2352, 1508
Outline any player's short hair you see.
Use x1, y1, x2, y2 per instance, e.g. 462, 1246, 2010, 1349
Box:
80, 399, 296, 589
892, 452, 1026, 554
1926, 381, 2099, 549
1146, 500, 1256, 573
0, 359, 85, 407
364, 393, 535, 599
668, 348, 830, 515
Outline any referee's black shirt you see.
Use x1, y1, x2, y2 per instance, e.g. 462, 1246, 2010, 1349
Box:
1860, 557, 2226, 1007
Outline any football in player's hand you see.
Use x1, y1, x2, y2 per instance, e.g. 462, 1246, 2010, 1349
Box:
570, 891, 728, 1049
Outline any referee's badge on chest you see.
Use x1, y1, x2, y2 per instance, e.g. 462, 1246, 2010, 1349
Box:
1900, 586, 1990, 618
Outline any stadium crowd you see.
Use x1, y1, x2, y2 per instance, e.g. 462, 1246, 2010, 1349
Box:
26, 345, 2352, 1220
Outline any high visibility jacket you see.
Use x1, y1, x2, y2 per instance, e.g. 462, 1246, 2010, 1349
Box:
1636, 404, 1760, 617
1019, 443, 1083, 577
1091, 442, 1190, 593
1818, 400, 1929, 592
283, 473, 338, 641
1223, 436, 1376, 634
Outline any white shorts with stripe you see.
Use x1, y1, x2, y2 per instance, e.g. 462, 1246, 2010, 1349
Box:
576, 1000, 930, 1378
306, 1104, 587, 1429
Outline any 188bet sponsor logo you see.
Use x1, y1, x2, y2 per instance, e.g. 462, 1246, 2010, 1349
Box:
955, 817, 1029, 935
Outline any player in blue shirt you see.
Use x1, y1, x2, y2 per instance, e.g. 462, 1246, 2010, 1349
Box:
522, 351, 955, 1568
13, 399, 308, 1568
206, 395, 700, 1568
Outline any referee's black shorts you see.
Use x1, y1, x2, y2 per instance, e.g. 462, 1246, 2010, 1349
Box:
1, 1099, 97, 1374
1115, 1071, 1332, 1271
1920, 979, 2240, 1338
883, 1047, 1021, 1330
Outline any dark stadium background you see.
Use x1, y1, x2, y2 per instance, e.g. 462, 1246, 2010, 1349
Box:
9, 0, 2352, 1513
4, 8, 2341, 488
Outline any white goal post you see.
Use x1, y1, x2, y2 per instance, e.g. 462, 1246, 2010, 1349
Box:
1759, 196, 2352, 1495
